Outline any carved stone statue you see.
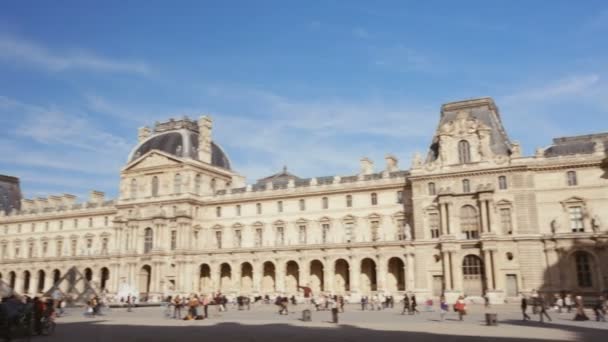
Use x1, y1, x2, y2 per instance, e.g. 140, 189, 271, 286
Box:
412, 152, 422, 168
591, 215, 601, 233
550, 219, 560, 234
404, 224, 412, 240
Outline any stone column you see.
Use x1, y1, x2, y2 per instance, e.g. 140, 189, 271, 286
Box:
234, 262, 242, 294
376, 256, 387, 292
405, 253, 415, 291
480, 200, 488, 233
442, 252, 452, 290
323, 259, 334, 294
300, 259, 310, 287
349, 258, 360, 294
253, 261, 261, 293
276, 259, 285, 293
45, 271, 54, 293
483, 250, 494, 290
450, 252, 463, 292
440, 203, 448, 236
486, 200, 494, 233
110, 263, 120, 293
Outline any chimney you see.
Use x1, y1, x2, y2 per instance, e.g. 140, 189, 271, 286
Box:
360, 157, 374, 175
62, 194, 77, 207
385, 154, 399, 172
197, 115, 213, 163
89, 190, 105, 204
138, 126, 151, 142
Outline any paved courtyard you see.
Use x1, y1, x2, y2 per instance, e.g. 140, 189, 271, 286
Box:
39, 303, 608, 342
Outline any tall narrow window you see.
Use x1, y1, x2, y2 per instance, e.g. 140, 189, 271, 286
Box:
371, 220, 380, 241
500, 208, 513, 234
460, 205, 480, 239
42, 242, 48, 256
567, 171, 578, 186
322, 223, 330, 244
256, 203, 262, 215
194, 174, 202, 194
345, 222, 354, 242
88, 218, 93, 227
498, 176, 508, 190
31, 223, 35, 232
71, 240, 77, 256
234, 230, 242, 247
130, 178, 137, 199
211, 178, 217, 193
575, 251, 592, 287
101, 238, 108, 253
346, 195, 353, 208
462, 179, 471, 193
255, 228, 263, 247
59, 221, 63, 230
569, 206, 584, 232
215, 231, 222, 249
298, 225, 307, 244
56, 240, 63, 257
28, 243, 34, 258
458, 140, 471, 164
397, 191, 404, 204
299, 199, 306, 211
151, 176, 159, 197
144, 227, 153, 253
276, 227, 284, 246
277, 201, 283, 213
216, 206, 222, 218
236, 205, 241, 216
104, 216, 109, 226
170, 230, 177, 250
371, 193, 378, 205
322, 197, 329, 209
429, 212, 440, 238
174, 173, 182, 194
428, 183, 436, 196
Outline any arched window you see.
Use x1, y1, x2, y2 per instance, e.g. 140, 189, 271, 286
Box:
174, 173, 182, 194
151, 176, 159, 197
567, 171, 577, 186
498, 176, 507, 190
130, 178, 137, 199
462, 255, 483, 276
574, 251, 592, 287
322, 197, 329, 209
462, 179, 471, 193
428, 182, 436, 196
460, 205, 480, 239
144, 227, 153, 253
346, 195, 353, 208
194, 174, 202, 194
371, 193, 378, 205
458, 140, 471, 164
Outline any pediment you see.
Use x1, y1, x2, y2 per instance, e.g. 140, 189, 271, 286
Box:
124, 151, 181, 171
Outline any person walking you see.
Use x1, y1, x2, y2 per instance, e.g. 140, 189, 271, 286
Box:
565, 294, 573, 313
401, 295, 410, 315
593, 296, 606, 322
521, 296, 531, 321
361, 296, 367, 311
538, 295, 552, 323
410, 294, 419, 315
173, 295, 183, 319
439, 296, 448, 321
126, 294, 133, 312
455, 296, 466, 321
484, 291, 490, 308
574, 296, 589, 321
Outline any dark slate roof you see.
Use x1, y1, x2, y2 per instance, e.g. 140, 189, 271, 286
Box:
427, 97, 512, 162
128, 130, 231, 170
257, 166, 300, 185
0, 175, 21, 214
544, 133, 608, 157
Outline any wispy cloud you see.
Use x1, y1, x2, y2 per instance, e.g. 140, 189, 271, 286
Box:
372, 45, 431, 72
0, 34, 150, 75
352, 27, 371, 39
501, 74, 600, 104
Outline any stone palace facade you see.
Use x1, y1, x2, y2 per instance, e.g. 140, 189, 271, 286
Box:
1, 97, 607, 303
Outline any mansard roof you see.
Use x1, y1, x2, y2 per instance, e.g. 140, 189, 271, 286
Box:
0, 175, 21, 214
544, 132, 608, 158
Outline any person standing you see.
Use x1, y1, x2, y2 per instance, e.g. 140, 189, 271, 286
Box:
521, 296, 531, 321
593, 296, 606, 322
455, 296, 466, 321
173, 295, 183, 319
439, 296, 448, 321
484, 291, 490, 308
574, 296, 589, 321
401, 295, 410, 315
361, 296, 367, 311
565, 294, 573, 313
538, 295, 552, 323
126, 294, 133, 313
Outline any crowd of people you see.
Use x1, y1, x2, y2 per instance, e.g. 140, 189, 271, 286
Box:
0, 294, 56, 338
520, 290, 607, 322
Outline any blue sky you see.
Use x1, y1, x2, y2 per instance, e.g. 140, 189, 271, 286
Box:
0, 1, 607, 200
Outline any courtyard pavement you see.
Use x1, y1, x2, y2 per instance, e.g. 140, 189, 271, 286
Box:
41, 303, 607, 342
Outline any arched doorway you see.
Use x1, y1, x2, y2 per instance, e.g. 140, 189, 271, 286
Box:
219, 263, 231, 292
138, 265, 152, 299
285, 261, 299, 294
387, 257, 405, 292
37, 270, 46, 293
462, 255, 484, 296
23, 270, 31, 293
100, 268, 110, 291
199, 264, 212, 292
572, 251, 598, 291
310, 260, 324, 293
334, 259, 350, 294
360, 258, 377, 294
241, 263, 253, 294
52, 269, 61, 285
9, 271, 16, 289
84, 268, 93, 282
262, 261, 276, 293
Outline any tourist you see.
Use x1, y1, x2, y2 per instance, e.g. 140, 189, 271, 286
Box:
531, 289, 539, 314
484, 291, 490, 308
360, 296, 367, 311
173, 295, 183, 319
401, 294, 410, 314
410, 294, 419, 315
126, 294, 133, 312
454, 296, 466, 321
338, 295, 345, 313
573, 296, 589, 321
554, 294, 564, 313
202, 294, 210, 318
593, 296, 606, 322
538, 295, 552, 323
439, 296, 448, 321
565, 293, 573, 313
521, 295, 531, 321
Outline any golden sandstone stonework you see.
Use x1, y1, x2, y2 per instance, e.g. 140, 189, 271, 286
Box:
1, 97, 607, 304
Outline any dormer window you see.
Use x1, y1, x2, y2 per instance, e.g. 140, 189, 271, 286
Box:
458, 140, 471, 164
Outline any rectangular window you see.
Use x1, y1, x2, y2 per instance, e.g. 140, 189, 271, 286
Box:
396, 191, 403, 204
345, 222, 354, 242
256, 203, 262, 215
567, 171, 578, 186
71, 240, 77, 256
255, 228, 263, 247
89, 218, 93, 227
371, 220, 380, 241
277, 201, 283, 213
45, 222, 49, 231
298, 225, 307, 244
429, 212, 440, 238
171, 230, 177, 250
56, 241, 63, 257
59, 221, 63, 230
428, 183, 436, 196
322, 224, 330, 244
28, 244, 34, 258
74, 219, 78, 229
216, 206, 222, 218
236, 205, 241, 216
322, 197, 328, 209
102, 238, 108, 253
396, 219, 407, 240
498, 176, 508, 190
104, 216, 109, 226
500, 208, 513, 234
234, 230, 242, 247
299, 199, 306, 211
42, 242, 48, 256
346, 195, 353, 208
276, 227, 284, 246
569, 206, 584, 232
31, 223, 35, 232
2, 244, 8, 259
15, 247, 20, 258
215, 231, 222, 249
